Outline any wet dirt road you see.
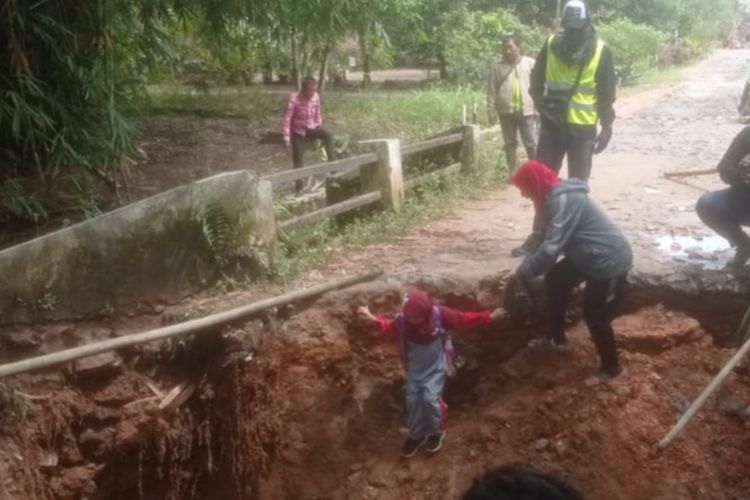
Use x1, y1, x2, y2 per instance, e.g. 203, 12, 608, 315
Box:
304, 49, 750, 281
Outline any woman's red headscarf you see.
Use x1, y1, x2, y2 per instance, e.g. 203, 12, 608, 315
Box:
510, 160, 560, 210
402, 288, 435, 337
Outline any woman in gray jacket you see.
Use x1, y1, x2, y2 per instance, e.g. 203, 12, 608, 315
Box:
510, 160, 632, 377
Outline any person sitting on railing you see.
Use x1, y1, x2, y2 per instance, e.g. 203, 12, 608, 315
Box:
282, 76, 336, 193
358, 289, 505, 458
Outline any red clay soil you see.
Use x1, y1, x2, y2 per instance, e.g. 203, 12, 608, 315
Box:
4, 297, 746, 500
256, 303, 750, 500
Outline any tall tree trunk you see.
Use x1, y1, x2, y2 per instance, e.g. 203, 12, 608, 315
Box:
318, 43, 332, 91
301, 48, 310, 81
291, 33, 300, 89
358, 24, 372, 87
437, 50, 449, 80
262, 60, 273, 84
260, 40, 273, 84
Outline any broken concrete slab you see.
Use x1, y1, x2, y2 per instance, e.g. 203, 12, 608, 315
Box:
0, 171, 275, 322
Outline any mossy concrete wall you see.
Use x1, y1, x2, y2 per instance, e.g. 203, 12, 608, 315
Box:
0, 171, 275, 323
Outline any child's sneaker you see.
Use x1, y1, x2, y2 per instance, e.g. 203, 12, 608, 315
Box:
400, 436, 426, 458
424, 432, 445, 453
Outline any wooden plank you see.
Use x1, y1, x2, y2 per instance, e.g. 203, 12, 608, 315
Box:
279, 191, 382, 231
405, 163, 462, 190
159, 382, 197, 412
401, 133, 463, 157
479, 125, 501, 137
124, 396, 159, 408
146, 382, 164, 398
264, 154, 377, 186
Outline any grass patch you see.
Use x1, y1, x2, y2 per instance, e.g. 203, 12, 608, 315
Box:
618, 64, 688, 97
325, 87, 486, 142
144, 84, 280, 118
617, 49, 715, 98
144, 83, 486, 143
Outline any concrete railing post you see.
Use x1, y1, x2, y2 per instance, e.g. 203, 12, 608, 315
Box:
358, 139, 404, 211
461, 124, 481, 174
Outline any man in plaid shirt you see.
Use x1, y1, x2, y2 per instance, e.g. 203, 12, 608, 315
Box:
282, 76, 336, 192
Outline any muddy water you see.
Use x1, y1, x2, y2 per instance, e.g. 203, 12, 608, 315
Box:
655, 234, 732, 269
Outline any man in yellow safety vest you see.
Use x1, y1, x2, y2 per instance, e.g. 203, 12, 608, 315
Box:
513, 0, 616, 257
487, 35, 538, 172
531, 0, 615, 180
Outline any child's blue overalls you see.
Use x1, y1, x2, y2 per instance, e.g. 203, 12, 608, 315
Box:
395, 307, 453, 440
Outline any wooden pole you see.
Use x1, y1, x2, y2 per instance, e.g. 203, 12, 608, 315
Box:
0, 270, 383, 379
658, 332, 750, 449
663, 168, 716, 179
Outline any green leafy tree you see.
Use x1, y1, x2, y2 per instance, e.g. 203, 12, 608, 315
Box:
598, 19, 666, 84
442, 8, 543, 85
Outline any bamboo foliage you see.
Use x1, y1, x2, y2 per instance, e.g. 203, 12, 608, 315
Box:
0, 0, 365, 187
2, 0, 151, 179
0, 0, 267, 183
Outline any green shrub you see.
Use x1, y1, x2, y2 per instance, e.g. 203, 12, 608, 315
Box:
685, 21, 723, 55
598, 19, 667, 85
442, 8, 544, 87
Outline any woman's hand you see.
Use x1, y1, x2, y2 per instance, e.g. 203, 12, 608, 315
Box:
358, 305, 376, 322
490, 307, 507, 322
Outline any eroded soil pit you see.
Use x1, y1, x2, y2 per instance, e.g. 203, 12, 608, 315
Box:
2, 279, 750, 500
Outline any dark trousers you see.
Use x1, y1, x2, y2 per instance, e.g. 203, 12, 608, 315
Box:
499, 112, 537, 171
291, 127, 335, 191
545, 258, 626, 374
536, 122, 595, 180
696, 187, 750, 247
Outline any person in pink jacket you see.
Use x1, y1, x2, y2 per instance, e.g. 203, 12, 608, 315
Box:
282, 76, 336, 192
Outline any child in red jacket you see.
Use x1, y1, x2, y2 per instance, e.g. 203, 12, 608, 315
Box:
359, 288, 505, 457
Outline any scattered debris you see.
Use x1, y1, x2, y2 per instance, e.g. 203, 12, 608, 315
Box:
38, 452, 58, 469
158, 382, 197, 412
72, 352, 123, 380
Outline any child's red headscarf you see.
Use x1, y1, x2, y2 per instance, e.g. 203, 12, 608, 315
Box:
402, 288, 435, 337
510, 160, 561, 210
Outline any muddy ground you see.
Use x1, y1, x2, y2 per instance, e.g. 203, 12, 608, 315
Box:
3, 50, 750, 499
3, 275, 750, 500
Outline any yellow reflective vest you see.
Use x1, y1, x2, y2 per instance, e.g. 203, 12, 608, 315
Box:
544, 35, 605, 126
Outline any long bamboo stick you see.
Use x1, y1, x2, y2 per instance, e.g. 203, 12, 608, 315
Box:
658, 332, 750, 448
0, 270, 383, 379
663, 168, 716, 179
